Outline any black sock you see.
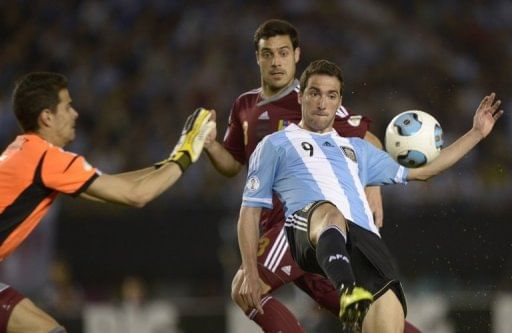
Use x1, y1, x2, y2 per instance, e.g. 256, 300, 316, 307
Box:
315, 226, 355, 291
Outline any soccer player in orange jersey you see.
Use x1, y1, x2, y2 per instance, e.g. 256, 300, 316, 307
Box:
0, 72, 214, 333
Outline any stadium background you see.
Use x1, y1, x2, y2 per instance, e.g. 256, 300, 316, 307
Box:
0, 1, 511, 332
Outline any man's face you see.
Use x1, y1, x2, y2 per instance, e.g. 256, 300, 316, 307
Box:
50, 89, 78, 147
298, 74, 342, 133
256, 35, 300, 95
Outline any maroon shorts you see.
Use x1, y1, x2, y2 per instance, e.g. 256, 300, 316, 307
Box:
0, 283, 25, 333
255, 224, 340, 315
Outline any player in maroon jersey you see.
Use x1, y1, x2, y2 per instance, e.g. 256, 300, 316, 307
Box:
204, 19, 420, 332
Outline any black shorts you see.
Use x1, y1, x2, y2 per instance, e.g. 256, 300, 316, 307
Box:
284, 200, 407, 315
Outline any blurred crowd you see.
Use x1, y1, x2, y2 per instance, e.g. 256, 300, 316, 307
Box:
1, 0, 510, 207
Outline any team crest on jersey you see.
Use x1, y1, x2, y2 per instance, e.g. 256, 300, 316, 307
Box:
246, 176, 260, 192
347, 115, 362, 127
340, 146, 357, 163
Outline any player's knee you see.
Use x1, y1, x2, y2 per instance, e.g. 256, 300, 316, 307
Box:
323, 207, 347, 230
310, 203, 347, 244
230, 285, 242, 306
230, 271, 246, 309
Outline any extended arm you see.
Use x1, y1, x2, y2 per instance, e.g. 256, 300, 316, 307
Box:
205, 140, 243, 177
82, 162, 182, 207
203, 110, 244, 177
80, 167, 162, 203
80, 108, 214, 206
363, 130, 384, 227
237, 205, 264, 313
408, 93, 503, 181
113, 167, 158, 181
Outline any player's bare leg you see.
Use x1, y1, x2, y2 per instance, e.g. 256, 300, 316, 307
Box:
362, 289, 404, 333
7, 298, 66, 333
308, 202, 348, 241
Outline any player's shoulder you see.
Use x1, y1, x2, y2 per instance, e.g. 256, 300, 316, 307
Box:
349, 136, 375, 155
335, 106, 370, 124
10, 134, 51, 159
333, 106, 372, 139
266, 123, 304, 146
37, 137, 75, 155
333, 131, 366, 146
256, 125, 290, 149
263, 128, 286, 143
230, 88, 262, 115
42, 141, 80, 164
235, 87, 262, 103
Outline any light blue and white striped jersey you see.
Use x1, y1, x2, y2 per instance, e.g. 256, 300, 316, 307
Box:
242, 123, 409, 236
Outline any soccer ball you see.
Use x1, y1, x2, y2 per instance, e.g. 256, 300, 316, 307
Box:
385, 110, 444, 168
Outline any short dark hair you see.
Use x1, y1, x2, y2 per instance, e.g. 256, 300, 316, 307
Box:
299, 60, 344, 95
12, 72, 68, 132
253, 19, 299, 51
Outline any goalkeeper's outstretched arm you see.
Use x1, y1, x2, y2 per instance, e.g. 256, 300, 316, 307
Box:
80, 108, 215, 207
155, 108, 215, 171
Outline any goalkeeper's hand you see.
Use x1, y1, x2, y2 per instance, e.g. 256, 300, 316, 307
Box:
155, 108, 215, 172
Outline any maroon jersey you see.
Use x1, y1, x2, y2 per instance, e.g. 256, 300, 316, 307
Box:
223, 80, 371, 231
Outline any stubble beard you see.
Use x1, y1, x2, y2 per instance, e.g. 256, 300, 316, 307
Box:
263, 75, 294, 97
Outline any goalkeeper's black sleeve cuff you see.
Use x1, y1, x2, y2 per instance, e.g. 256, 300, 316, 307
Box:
154, 152, 191, 172
170, 152, 192, 172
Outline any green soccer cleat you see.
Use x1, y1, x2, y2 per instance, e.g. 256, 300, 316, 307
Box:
339, 286, 373, 331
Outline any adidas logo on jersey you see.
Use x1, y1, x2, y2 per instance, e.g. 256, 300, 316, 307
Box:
322, 141, 334, 147
258, 111, 270, 120
281, 265, 292, 276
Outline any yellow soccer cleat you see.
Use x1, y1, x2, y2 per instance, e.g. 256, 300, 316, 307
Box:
339, 286, 373, 331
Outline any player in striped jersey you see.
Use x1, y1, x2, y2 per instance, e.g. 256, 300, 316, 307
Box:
240, 59, 502, 332
204, 19, 392, 332
0, 72, 214, 333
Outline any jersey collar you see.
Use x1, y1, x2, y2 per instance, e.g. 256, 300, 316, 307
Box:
286, 123, 337, 136
257, 79, 300, 107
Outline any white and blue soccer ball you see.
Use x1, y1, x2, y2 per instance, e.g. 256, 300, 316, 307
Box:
385, 110, 444, 168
